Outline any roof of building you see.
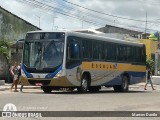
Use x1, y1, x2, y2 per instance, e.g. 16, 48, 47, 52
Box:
0, 6, 41, 30
97, 24, 150, 35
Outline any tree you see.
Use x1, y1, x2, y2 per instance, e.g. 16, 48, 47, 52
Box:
157, 43, 160, 49
0, 40, 11, 63
146, 58, 155, 73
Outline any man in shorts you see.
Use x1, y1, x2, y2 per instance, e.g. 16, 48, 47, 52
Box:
144, 68, 155, 90
10, 62, 20, 92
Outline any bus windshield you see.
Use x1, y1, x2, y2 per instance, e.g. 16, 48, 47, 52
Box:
23, 33, 65, 69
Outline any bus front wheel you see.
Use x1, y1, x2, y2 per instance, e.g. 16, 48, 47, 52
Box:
41, 86, 52, 93
77, 75, 89, 93
113, 76, 129, 92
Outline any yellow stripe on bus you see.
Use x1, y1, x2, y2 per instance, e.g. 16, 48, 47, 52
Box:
82, 62, 146, 72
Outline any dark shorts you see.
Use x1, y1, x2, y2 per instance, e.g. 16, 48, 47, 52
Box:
146, 78, 153, 84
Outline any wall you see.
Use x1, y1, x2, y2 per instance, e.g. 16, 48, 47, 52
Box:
0, 7, 40, 41
139, 39, 158, 60
0, 54, 8, 80
0, 7, 40, 81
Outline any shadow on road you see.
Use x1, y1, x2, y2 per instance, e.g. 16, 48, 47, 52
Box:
22, 89, 148, 95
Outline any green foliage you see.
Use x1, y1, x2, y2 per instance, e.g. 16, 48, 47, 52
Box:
157, 43, 160, 49
0, 40, 10, 63
146, 58, 155, 72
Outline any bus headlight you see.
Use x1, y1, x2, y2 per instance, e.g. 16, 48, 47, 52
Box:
21, 70, 27, 78
21, 69, 33, 78
55, 70, 64, 78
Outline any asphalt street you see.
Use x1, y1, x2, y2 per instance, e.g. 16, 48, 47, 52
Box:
0, 83, 160, 120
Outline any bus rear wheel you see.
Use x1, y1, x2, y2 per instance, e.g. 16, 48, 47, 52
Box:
77, 75, 89, 93
113, 76, 129, 92
41, 86, 52, 93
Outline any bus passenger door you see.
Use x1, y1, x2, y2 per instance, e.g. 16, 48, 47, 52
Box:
66, 37, 82, 86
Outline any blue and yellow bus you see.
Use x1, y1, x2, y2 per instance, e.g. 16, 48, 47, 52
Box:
20, 31, 146, 93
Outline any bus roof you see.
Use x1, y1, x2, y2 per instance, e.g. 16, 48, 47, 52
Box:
26, 30, 144, 47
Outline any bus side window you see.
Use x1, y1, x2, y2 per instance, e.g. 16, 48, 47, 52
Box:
127, 46, 132, 62
136, 47, 141, 63
117, 45, 122, 61
82, 39, 92, 59
123, 46, 127, 61
141, 46, 146, 63
105, 44, 108, 60
68, 39, 80, 60
106, 43, 116, 61
93, 41, 104, 60
132, 47, 136, 62
24, 43, 29, 66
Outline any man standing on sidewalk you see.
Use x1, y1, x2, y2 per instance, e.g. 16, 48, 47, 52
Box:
10, 62, 20, 92
144, 68, 155, 90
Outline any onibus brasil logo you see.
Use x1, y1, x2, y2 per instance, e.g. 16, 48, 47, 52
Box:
2, 103, 42, 118
2, 103, 17, 117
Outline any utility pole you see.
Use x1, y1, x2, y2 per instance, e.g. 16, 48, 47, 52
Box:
145, 11, 147, 39
155, 51, 158, 75
82, 16, 84, 29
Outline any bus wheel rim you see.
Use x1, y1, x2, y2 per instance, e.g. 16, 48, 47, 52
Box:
122, 77, 127, 89
82, 79, 87, 90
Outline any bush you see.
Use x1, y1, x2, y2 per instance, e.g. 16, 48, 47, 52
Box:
146, 59, 155, 73
0, 40, 10, 63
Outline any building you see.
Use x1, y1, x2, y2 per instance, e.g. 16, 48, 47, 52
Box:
0, 6, 40, 81
96, 24, 150, 38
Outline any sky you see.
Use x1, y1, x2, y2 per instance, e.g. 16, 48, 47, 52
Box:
1, 0, 160, 33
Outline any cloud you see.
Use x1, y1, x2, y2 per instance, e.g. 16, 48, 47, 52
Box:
0, 0, 160, 32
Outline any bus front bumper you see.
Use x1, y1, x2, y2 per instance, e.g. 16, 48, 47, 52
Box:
19, 76, 74, 87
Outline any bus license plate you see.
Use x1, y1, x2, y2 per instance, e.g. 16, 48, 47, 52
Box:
35, 83, 43, 86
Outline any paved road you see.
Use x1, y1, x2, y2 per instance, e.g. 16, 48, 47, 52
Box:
0, 84, 160, 120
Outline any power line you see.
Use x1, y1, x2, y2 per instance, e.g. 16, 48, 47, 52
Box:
16, 0, 159, 32
44, 0, 119, 26
17, 0, 105, 27
62, 0, 160, 24
15, 0, 127, 28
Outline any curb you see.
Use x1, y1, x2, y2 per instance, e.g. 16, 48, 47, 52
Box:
0, 85, 40, 91
0, 80, 5, 85
0, 88, 8, 91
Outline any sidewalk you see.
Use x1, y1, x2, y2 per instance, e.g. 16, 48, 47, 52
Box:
0, 83, 40, 91
130, 82, 160, 90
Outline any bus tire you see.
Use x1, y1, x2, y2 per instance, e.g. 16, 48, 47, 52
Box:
89, 86, 100, 92
113, 85, 121, 92
41, 86, 52, 93
66, 88, 75, 91
113, 75, 129, 92
77, 74, 89, 93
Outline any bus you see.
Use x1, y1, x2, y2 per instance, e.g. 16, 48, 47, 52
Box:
20, 31, 146, 93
